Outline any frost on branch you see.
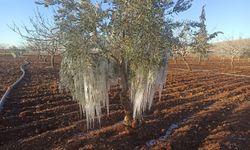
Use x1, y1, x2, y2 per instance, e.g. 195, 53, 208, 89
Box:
130, 52, 168, 119
60, 48, 168, 129
59, 50, 119, 129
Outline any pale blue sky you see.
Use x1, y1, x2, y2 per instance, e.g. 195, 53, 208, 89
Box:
0, 1, 54, 47
177, 0, 250, 42
0, 0, 249, 47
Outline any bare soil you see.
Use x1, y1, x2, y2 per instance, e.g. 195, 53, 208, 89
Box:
0, 56, 249, 150
0, 55, 23, 96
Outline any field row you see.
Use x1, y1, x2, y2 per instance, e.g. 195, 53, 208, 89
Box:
0, 57, 249, 149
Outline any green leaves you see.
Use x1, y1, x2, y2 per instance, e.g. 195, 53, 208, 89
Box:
44, 0, 194, 128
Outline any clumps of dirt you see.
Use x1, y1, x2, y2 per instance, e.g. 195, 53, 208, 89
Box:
0, 56, 249, 149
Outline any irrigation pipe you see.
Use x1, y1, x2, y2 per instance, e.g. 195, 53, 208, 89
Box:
0, 60, 30, 112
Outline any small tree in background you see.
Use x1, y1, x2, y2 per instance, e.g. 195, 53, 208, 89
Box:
172, 22, 198, 71
193, 5, 223, 64
218, 37, 246, 69
242, 40, 250, 62
26, 40, 47, 60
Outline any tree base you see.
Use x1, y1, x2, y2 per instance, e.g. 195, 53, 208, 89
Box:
123, 113, 133, 127
123, 112, 144, 129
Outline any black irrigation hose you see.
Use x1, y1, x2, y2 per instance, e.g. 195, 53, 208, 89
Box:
0, 60, 30, 112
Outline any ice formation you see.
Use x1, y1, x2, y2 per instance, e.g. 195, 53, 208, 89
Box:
130, 53, 168, 119
59, 51, 118, 129
60, 49, 168, 129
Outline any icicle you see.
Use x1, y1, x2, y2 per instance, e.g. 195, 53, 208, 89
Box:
60, 47, 168, 128
156, 52, 169, 102
131, 50, 168, 119
59, 50, 118, 129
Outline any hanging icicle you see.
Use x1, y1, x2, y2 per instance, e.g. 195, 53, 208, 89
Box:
130, 50, 168, 119
60, 46, 169, 129
59, 49, 119, 129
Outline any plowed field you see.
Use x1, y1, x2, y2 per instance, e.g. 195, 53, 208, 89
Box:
0, 56, 249, 150
0, 56, 23, 96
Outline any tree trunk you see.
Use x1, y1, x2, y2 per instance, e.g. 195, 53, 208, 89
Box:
206, 56, 209, 61
37, 51, 41, 60
50, 54, 55, 68
221, 57, 225, 63
182, 56, 192, 71
173, 56, 177, 64
43, 55, 47, 62
119, 62, 133, 127
231, 56, 235, 69
198, 54, 202, 65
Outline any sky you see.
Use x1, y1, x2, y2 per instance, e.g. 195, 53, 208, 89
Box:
0, 0, 54, 47
177, 0, 250, 43
0, 0, 249, 47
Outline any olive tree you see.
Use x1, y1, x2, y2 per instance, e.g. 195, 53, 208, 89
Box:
172, 22, 198, 71
25, 40, 47, 60
218, 37, 247, 69
38, 0, 194, 129
242, 41, 250, 62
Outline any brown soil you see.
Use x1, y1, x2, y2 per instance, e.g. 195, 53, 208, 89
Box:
0, 56, 23, 96
0, 56, 249, 150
